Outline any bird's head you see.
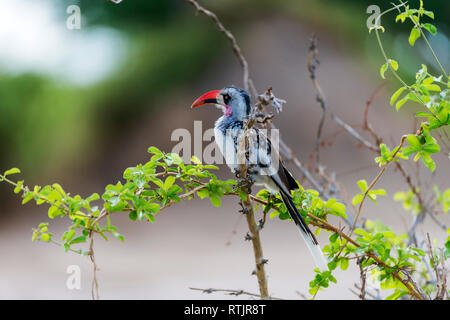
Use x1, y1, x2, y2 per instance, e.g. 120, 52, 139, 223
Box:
191, 86, 251, 120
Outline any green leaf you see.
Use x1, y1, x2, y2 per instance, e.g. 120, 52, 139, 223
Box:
421, 152, 436, 172
386, 289, 407, 300
4, 168, 21, 176
237, 189, 248, 201
14, 180, 24, 194
145, 213, 155, 223
22, 192, 34, 204
196, 188, 209, 199
423, 10, 434, 19
329, 233, 339, 243
389, 59, 399, 71
396, 13, 407, 23
422, 23, 437, 35
40, 234, 51, 242
411, 248, 426, 257
48, 206, 60, 219
52, 183, 66, 197
409, 27, 421, 46
423, 84, 441, 92
148, 147, 162, 155
371, 189, 387, 196
390, 87, 406, 106
191, 156, 202, 165
406, 135, 421, 148
329, 202, 347, 218
70, 236, 87, 245
209, 195, 221, 207
357, 180, 368, 192
112, 231, 125, 242
63, 230, 76, 242
422, 143, 440, 153
380, 63, 388, 79
146, 202, 161, 213
395, 97, 408, 110
352, 194, 364, 206
163, 176, 175, 191
415, 111, 432, 117
340, 258, 349, 271
129, 210, 137, 221
86, 193, 100, 202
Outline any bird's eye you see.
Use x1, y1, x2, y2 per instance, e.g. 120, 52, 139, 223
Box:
222, 94, 231, 105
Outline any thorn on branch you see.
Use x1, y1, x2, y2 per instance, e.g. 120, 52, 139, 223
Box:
203, 288, 214, 294
256, 87, 286, 114
257, 219, 265, 230
189, 287, 283, 300
238, 201, 250, 215
229, 290, 245, 296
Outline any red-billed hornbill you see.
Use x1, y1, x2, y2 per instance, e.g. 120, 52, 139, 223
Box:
191, 86, 328, 271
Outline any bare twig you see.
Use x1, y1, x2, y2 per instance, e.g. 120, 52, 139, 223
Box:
426, 233, 447, 300
352, 284, 381, 300
88, 230, 99, 300
189, 287, 283, 300
307, 35, 327, 167
363, 85, 385, 147
185, 0, 255, 96
307, 35, 378, 154
358, 258, 367, 300
350, 134, 408, 237
236, 128, 269, 298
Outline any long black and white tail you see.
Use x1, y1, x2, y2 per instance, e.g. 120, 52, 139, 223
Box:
279, 192, 328, 271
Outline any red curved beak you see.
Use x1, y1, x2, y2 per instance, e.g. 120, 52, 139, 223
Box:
191, 90, 221, 109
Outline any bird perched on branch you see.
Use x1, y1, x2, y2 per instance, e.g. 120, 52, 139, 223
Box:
191, 86, 327, 271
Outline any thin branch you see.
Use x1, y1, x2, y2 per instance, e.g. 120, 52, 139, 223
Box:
363, 84, 385, 147
185, 0, 255, 96
189, 287, 283, 300
358, 258, 367, 300
307, 35, 378, 153
236, 127, 269, 298
89, 230, 99, 300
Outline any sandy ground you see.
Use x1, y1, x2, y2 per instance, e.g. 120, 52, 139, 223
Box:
0, 16, 448, 300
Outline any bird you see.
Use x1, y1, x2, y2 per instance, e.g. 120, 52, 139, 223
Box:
191, 85, 328, 271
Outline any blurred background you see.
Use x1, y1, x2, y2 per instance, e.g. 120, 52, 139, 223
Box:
0, 0, 449, 299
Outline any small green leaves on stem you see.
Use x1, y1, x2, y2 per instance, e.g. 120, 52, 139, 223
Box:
409, 27, 421, 46
422, 23, 437, 35
352, 180, 386, 206
375, 143, 407, 166
380, 59, 399, 79
3, 168, 21, 176
401, 133, 440, 171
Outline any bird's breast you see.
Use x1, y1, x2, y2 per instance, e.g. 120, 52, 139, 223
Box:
214, 124, 239, 172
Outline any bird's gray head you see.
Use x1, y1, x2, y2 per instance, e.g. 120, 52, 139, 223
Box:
191, 86, 251, 121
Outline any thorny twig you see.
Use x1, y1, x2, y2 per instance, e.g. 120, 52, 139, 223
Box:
189, 287, 283, 300
185, 0, 256, 97
426, 233, 447, 300
358, 258, 367, 300
351, 284, 381, 300
307, 35, 378, 156
89, 229, 99, 300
